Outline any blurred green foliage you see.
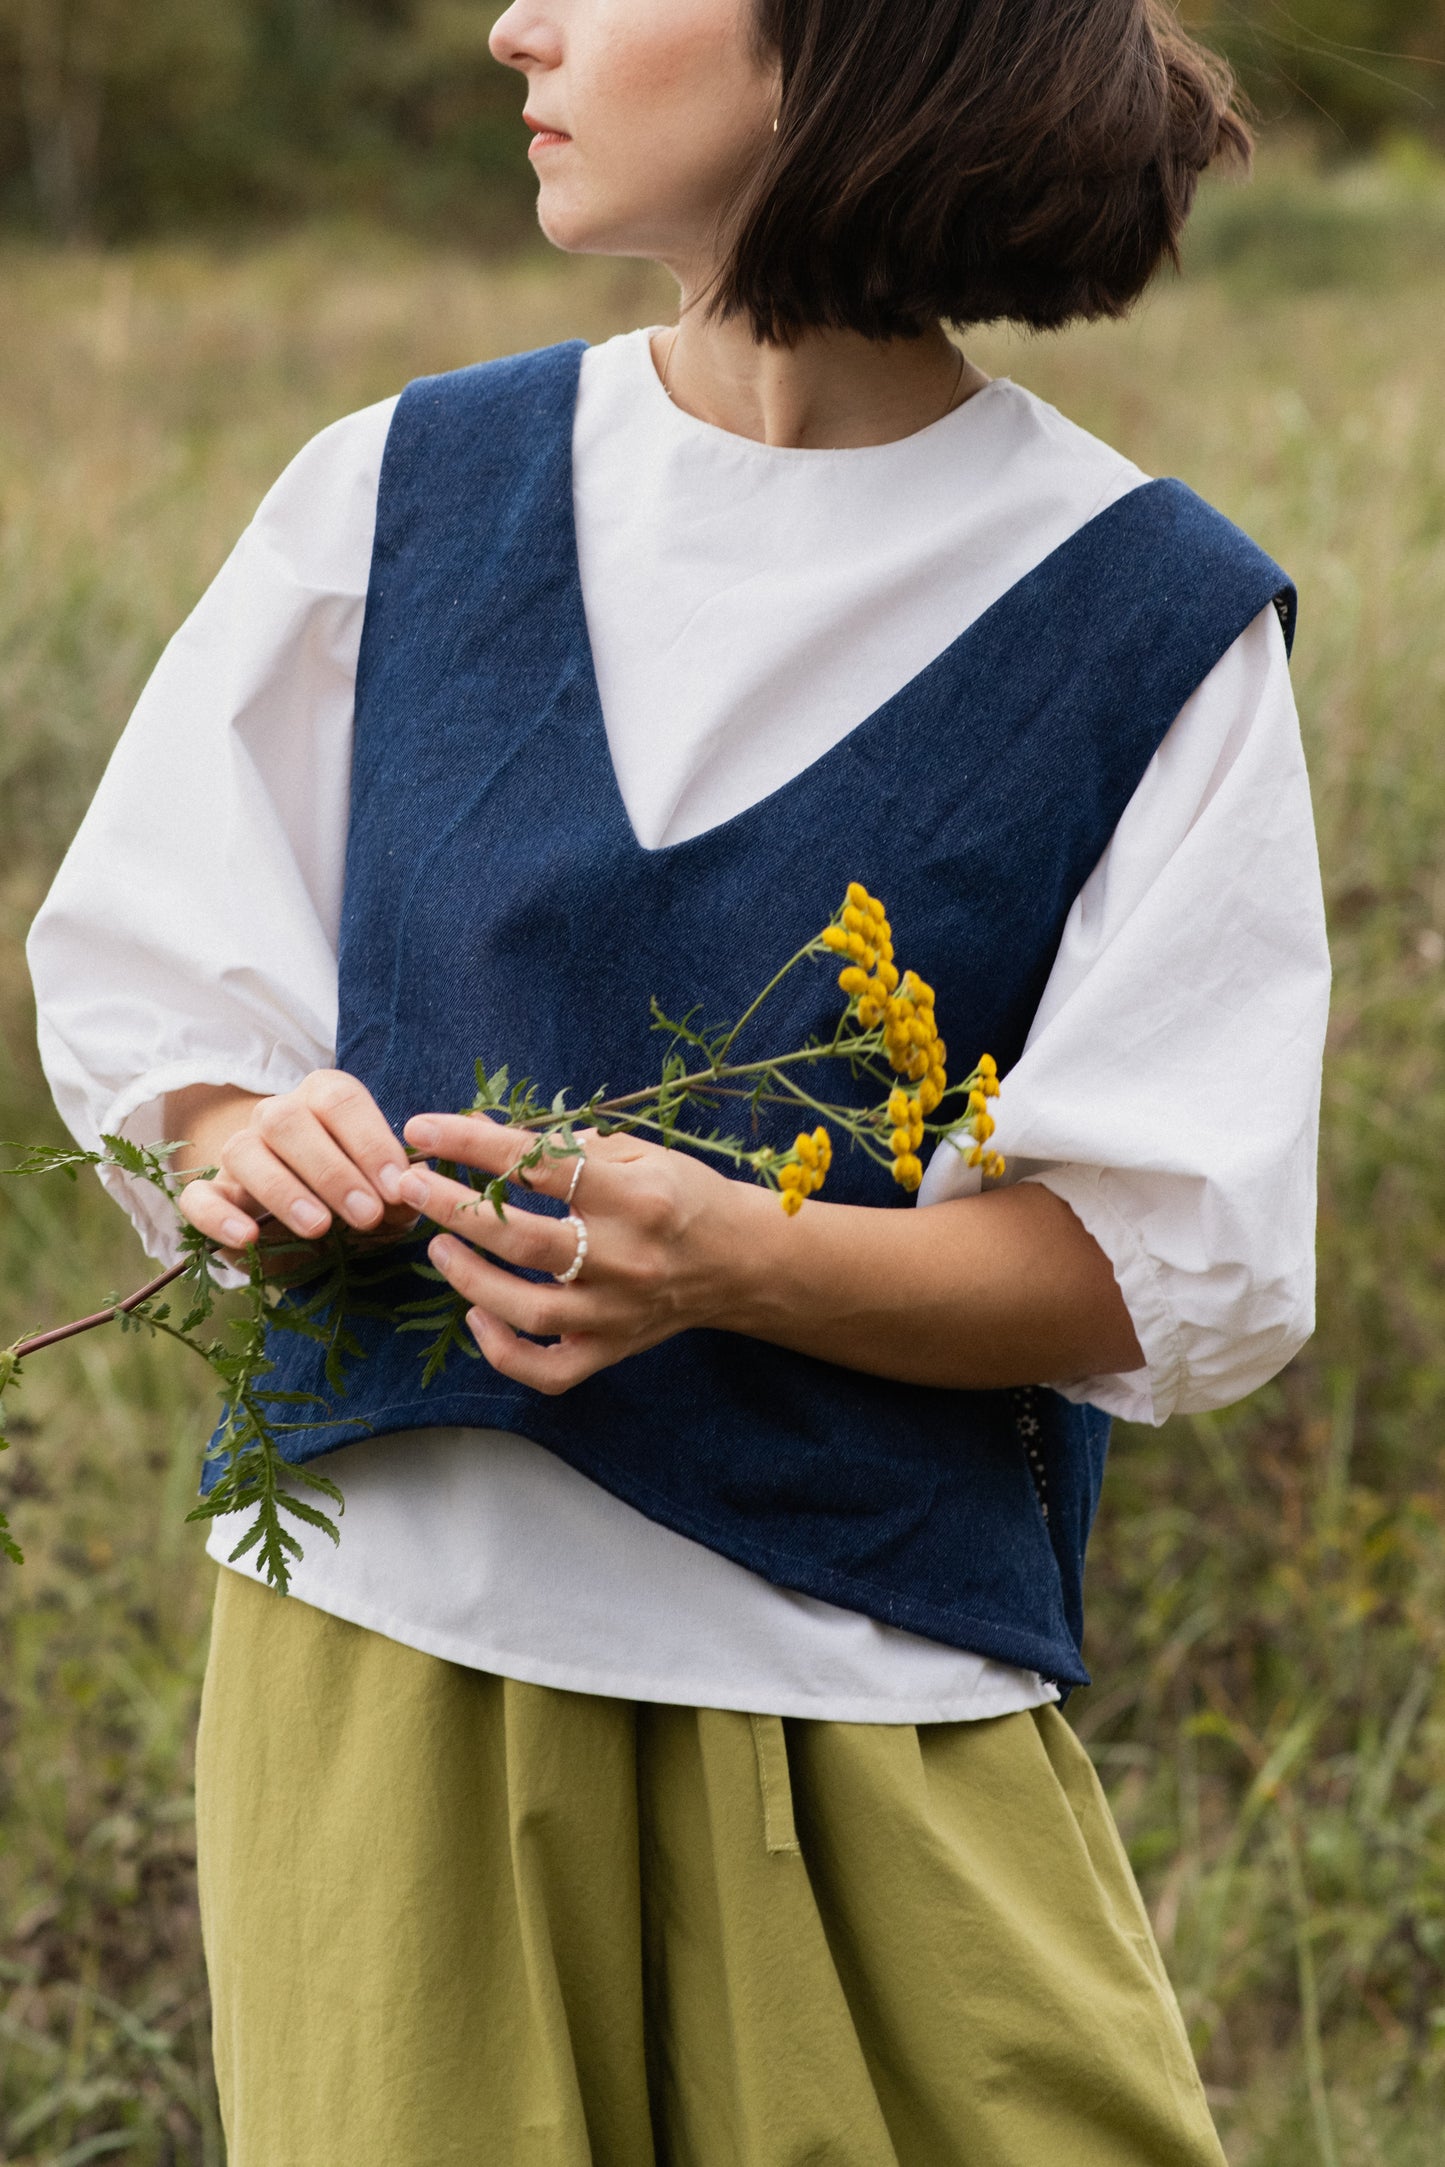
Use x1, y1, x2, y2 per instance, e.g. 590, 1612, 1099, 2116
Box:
1185, 129, 1445, 285
1, 0, 1444, 241
0, 0, 531, 240
1188, 0, 1445, 144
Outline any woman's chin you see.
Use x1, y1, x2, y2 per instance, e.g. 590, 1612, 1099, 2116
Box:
535, 193, 659, 261
535, 193, 599, 253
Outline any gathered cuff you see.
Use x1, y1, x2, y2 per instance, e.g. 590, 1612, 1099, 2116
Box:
1023, 1163, 1184, 1427
95, 1056, 315, 1269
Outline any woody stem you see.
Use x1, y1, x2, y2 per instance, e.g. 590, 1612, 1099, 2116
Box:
11, 1257, 190, 1360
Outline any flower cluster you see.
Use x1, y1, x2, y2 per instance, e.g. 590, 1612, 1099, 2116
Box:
884, 1083, 926, 1192
964, 1053, 1004, 1179
816, 886, 1008, 1194
822, 883, 899, 1025
822, 891, 947, 1193
777, 1126, 833, 1215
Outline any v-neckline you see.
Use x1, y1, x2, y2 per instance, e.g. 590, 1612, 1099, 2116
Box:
550, 339, 1152, 864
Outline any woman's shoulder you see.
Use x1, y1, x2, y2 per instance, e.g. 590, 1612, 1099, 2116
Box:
971, 381, 1292, 635
246, 394, 402, 600
975, 377, 1151, 523
245, 342, 581, 600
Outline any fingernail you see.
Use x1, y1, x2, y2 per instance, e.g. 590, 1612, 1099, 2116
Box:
400, 1171, 431, 1208
408, 1118, 441, 1149
429, 1235, 454, 1266
296, 1200, 328, 1233
345, 1188, 380, 1225
376, 1163, 402, 1202
222, 1215, 252, 1245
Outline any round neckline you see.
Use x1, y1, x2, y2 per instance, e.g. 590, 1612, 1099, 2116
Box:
625, 325, 1009, 462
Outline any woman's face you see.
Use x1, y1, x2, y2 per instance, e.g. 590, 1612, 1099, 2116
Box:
489, 0, 778, 270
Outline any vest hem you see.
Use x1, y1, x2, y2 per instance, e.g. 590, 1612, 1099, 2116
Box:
200, 1395, 1092, 1689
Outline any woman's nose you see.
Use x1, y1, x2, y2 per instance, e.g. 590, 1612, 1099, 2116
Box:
489, 0, 561, 73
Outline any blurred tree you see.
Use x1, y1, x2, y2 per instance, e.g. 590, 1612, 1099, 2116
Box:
0, 0, 529, 239
0, 3, 1440, 248
1186, 0, 1445, 142
0, 0, 249, 236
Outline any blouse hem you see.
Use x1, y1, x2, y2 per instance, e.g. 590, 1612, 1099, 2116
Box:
201, 1392, 1093, 1686
204, 1550, 1060, 1725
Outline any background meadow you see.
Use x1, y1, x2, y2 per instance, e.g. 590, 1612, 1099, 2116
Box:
1, 20, 1444, 2162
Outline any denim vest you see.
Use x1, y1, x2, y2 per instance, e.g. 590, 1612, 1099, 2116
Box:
206, 340, 1295, 1688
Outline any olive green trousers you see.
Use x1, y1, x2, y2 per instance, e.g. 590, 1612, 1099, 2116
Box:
196, 1567, 1226, 2167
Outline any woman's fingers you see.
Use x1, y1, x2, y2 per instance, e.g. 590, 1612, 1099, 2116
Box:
425, 1234, 579, 1334
422, 1229, 613, 1393
399, 1166, 581, 1274
300, 1070, 412, 1209
425, 1240, 614, 1393
247, 1088, 398, 1233
402, 1111, 635, 1202
221, 1123, 349, 1240
202, 1072, 411, 1246
177, 1170, 264, 1249
221, 1085, 406, 1240
399, 1111, 729, 1395
170, 1071, 416, 1275
465, 1307, 600, 1395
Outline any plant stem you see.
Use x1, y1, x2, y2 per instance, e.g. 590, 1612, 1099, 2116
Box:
1278, 1811, 1340, 2167
5, 1024, 967, 1374
764, 1071, 896, 1170
711, 937, 825, 1063
519, 1033, 885, 1126
573, 1107, 760, 1165
11, 1258, 189, 1358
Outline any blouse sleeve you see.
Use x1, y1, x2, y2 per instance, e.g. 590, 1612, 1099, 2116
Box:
24, 397, 398, 1263
917, 604, 1331, 1425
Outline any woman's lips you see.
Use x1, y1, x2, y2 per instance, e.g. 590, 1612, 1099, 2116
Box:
524, 116, 571, 154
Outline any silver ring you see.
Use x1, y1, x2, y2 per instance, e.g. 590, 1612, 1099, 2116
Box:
553, 1211, 588, 1285
562, 1147, 585, 1207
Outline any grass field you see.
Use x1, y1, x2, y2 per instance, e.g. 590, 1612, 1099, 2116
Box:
2, 154, 1444, 2162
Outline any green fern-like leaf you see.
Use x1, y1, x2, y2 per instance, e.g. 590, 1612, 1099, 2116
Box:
0, 1140, 104, 1181
0, 1503, 24, 1567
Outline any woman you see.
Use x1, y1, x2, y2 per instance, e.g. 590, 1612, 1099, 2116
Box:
28, 0, 1330, 2158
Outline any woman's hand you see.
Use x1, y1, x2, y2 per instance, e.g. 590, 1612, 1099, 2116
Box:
399, 1109, 1145, 1396
170, 1073, 419, 1271
397, 1113, 745, 1394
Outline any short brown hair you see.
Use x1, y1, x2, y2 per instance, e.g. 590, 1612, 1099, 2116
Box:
715, 0, 1250, 341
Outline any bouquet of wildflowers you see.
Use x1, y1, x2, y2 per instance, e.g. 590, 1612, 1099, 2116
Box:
1, 885, 1002, 1586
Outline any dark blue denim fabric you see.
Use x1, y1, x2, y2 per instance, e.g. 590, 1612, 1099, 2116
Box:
204, 340, 1295, 1687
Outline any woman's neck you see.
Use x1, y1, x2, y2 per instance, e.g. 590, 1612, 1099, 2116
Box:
650, 304, 988, 451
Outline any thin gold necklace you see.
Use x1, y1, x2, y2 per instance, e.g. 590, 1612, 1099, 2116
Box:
658, 330, 971, 434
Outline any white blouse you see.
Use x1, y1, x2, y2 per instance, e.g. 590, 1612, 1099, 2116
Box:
27, 328, 1330, 1721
